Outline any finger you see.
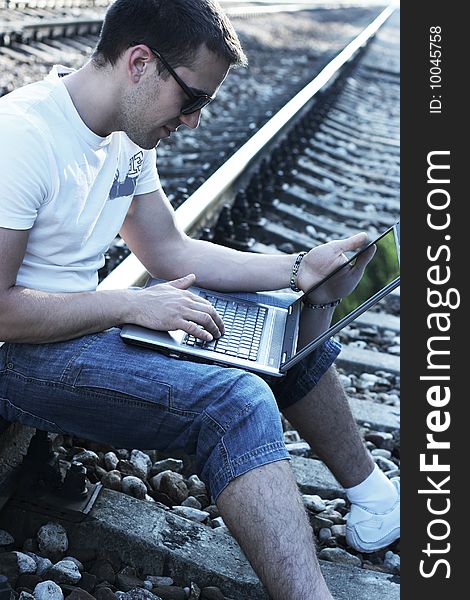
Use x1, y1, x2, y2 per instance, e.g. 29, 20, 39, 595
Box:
335, 232, 369, 253
189, 298, 225, 335
185, 309, 222, 339
351, 244, 376, 278
169, 273, 197, 289
182, 318, 214, 342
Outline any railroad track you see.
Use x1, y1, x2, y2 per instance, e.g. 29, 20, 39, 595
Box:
0, 4, 400, 599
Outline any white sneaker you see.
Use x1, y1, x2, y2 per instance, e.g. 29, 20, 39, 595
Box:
346, 477, 400, 553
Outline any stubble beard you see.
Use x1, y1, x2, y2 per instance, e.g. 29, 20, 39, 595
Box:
118, 81, 161, 149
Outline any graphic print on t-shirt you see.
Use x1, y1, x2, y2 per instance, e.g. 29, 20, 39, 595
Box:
108, 151, 144, 200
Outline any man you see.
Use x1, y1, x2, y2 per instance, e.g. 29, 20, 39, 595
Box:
0, 1, 399, 598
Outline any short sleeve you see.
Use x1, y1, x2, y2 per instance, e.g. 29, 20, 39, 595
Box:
0, 114, 54, 230
133, 147, 161, 197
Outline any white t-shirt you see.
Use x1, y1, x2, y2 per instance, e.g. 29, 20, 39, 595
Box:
0, 66, 160, 293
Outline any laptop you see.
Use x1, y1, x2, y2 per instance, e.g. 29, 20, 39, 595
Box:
121, 221, 400, 378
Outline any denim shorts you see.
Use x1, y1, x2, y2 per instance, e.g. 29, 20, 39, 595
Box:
0, 291, 340, 501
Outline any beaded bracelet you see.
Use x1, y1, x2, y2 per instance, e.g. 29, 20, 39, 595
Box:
303, 298, 342, 310
289, 251, 307, 292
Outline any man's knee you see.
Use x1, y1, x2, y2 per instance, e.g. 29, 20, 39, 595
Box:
197, 370, 287, 500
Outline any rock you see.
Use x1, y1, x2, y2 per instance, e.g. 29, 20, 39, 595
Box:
115, 449, 130, 460
325, 498, 346, 512
152, 586, 186, 600
116, 589, 163, 600
283, 430, 301, 443
318, 547, 362, 567
45, 560, 82, 585
144, 577, 173, 588
317, 509, 345, 525
115, 573, 146, 593
200, 587, 225, 600
149, 470, 173, 491
211, 517, 225, 529
121, 476, 148, 500
37, 523, 68, 558
62, 557, 84, 572
318, 528, 332, 543
130, 450, 152, 479
374, 456, 398, 472
285, 441, 311, 456
93, 587, 117, 600
0, 529, 14, 546
65, 588, 96, 600
72, 450, 99, 466
33, 580, 64, 600
331, 524, 346, 543
384, 550, 400, 573
19, 592, 35, 600
15, 552, 37, 574
101, 470, 122, 492
212, 525, 231, 536
117, 460, 147, 481
188, 582, 201, 600
338, 374, 353, 388
159, 472, 189, 505
180, 496, 202, 510
95, 465, 108, 479
371, 449, 392, 459
302, 495, 327, 512
26, 554, 53, 577
186, 475, 207, 499
171, 506, 210, 524
104, 452, 120, 471
204, 505, 220, 520
364, 431, 394, 451
308, 514, 334, 531
76, 572, 97, 593
150, 459, 184, 477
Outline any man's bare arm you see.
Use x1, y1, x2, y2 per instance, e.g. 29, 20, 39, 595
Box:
0, 227, 223, 344
121, 189, 369, 293
0, 227, 133, 343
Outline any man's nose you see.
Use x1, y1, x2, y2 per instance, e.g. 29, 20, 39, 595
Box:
178, 111, 201, 129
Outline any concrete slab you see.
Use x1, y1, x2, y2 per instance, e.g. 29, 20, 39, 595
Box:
349, 397, 400, 431
10, 488, 398, 600
1, 486, 400, 599
290, 456, 345, 498
337, 346, 400, 375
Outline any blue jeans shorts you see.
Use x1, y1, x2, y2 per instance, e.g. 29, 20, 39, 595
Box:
0, 291, 340, 502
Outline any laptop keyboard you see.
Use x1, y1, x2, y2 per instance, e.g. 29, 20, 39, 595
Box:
183, 295, 268, 361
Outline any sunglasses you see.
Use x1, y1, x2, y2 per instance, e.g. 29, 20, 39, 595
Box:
138, 44, 214, 115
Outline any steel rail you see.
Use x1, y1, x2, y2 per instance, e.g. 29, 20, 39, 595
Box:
98, 4, 396, 292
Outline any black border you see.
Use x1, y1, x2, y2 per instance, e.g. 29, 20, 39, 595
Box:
402, 1, 463, 595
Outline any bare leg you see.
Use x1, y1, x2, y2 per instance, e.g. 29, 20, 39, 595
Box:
283, 366, 374, 488
217, 460, 333, 600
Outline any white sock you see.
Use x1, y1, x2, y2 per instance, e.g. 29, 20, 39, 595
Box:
346, 464, 398, 512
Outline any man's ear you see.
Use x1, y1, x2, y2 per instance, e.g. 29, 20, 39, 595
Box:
127, 45, 152, 82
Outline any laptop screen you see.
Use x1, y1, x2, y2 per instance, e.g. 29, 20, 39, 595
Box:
282, 222, 400, 370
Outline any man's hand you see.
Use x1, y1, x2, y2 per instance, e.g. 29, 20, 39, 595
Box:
127, 274, 225, 341
296, 233, 376, 303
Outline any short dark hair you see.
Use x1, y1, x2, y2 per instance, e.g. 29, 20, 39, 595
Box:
92, 0, 247, 71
